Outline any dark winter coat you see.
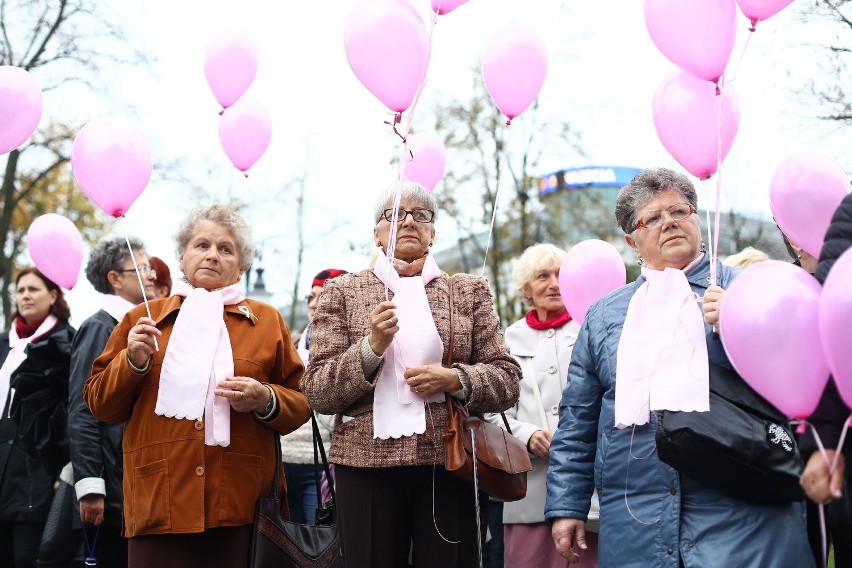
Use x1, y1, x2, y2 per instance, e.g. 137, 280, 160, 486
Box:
0, 321, 74, 522
68, 309, 124, 529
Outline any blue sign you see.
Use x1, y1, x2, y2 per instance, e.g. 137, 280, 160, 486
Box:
539, 166, 642, 196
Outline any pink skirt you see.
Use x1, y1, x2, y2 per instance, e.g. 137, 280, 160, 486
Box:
504, 522, 598, 568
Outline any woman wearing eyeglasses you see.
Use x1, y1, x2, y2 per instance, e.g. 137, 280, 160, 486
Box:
545, 168, 812, 567
302, 182, 521, 567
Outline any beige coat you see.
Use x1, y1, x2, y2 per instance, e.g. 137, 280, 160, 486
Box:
301, 270, 521, 468
85, 297, 310, 537
487, 317, 582, 525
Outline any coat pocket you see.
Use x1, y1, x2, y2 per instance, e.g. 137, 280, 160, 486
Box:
131, 459, 171, 533
218, 452, 265, 524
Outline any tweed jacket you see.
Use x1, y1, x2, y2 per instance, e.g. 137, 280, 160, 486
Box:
302, 269, 521, 468
85, 296, 310, 537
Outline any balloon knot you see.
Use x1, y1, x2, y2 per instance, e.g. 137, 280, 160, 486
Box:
243, 172, 249, 179
749, 18, 758, 32
505, 118, 513, 126
219, 109, 225, 116
113, 210, 125, 218
383, 113, 407, 144
715, 83, 721, 96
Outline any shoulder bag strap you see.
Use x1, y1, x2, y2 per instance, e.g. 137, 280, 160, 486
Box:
445, 275, 513, 434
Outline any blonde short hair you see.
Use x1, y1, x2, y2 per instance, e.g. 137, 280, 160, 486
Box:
513, 243, 566, 306
722, 246, 769, 269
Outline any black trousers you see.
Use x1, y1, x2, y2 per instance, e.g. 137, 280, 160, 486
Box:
0, 521, 44, 568
335, 464, 487, 568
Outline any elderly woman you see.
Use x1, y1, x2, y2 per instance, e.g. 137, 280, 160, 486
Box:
487, 243, 597, 568
84, 204, 310, 567
302, 182, 521, 567
545, 168, 813, 567
0, 267, 74, 567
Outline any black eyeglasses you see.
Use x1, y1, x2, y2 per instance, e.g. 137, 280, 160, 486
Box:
381, 208, 434, 223
633, 203, 695, 231
117, 266, 156, 277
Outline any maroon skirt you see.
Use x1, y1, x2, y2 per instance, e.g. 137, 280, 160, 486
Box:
127, 525, 251, 568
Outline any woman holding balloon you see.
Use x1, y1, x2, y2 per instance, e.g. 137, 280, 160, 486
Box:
0, 267, 74, 567
84, 204, 310, 567
545, 167, 813, 567
486, 243, 598, 568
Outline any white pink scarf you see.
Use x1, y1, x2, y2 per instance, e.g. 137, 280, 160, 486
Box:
156, 278, 244, 446
101, 294, 135, 323
0, 315, 59, 418
614, 255, 709, 428
372, 250, 444, 439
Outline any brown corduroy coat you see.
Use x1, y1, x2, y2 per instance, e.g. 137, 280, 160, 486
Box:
85, 296, 309, 537
302, 270, 521, 468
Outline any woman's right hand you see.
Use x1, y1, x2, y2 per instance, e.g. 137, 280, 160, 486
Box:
801, 449, 845, 504
368, 301, 398, 356
127, 317, 161, 368
552, 518, 587, 563
529, 429, 553, 459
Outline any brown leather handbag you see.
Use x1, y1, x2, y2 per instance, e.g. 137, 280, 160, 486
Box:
442, 276, 532, 502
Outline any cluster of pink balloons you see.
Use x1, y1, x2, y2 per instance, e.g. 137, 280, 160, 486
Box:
719, 150, 850, 420
204, 29, 271, 173
720, 249, 852, 422
558, 240, 627, 326
0, 66, 44, 155
344, 1, 548, 191
645, 0, 795, 180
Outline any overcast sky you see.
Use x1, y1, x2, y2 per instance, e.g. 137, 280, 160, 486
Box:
48, 0, 848, 325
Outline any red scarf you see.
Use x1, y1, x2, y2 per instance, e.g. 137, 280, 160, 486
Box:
525, 309, 572, 330
14, 317, 45, 339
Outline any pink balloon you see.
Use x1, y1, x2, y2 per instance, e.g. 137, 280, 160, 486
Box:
736, 0, 795, 30
27, 214, 83, 290
719, 260, 830, 419
481, 25, 548, 120
72, 117, 152, 218
644, 0, 737, 83
820, 248, 852, 408
344, 0, 429, 114
218, 98, 272, 173
558, 240, 627, 326
769, 151, 851, 259
0, 66, 43, 155
652, 70, 740, 180
431, 0, 470, 15
403, 132, 446, 191
204, 29, 259, 110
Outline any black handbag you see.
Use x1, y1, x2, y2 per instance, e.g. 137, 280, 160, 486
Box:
655, 363, 805, 505
250, 414, 343, 568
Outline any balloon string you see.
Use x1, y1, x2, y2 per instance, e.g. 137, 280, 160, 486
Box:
383, 2, 437, 281
720, 28, 753, 88
119, 216, 159, 351
480, 124, 514, 277
702, 178, 714, 281
710, 86, 724, 287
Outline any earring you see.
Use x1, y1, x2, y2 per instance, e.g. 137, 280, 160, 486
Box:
637, 257, 644, 266
796, 254, 803, 260
700, 242, 707, 252
429, 242, 433, 247
376, 241, 382, 248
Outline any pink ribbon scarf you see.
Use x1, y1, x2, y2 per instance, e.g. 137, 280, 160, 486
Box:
372, 250, 444, 439
614, 260, 709, 429
156, 278, 244, 446
0, 315, 58, 417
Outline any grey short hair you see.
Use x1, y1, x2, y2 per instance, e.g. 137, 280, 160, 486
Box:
86, 236, 145, 295
615, 167, 698, 234
513, 243, 565, 307
373, 181, 438, 224
176, 204, 254, 271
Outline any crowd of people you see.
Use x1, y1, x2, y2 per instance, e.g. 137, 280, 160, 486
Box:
0, 170, 850, 567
